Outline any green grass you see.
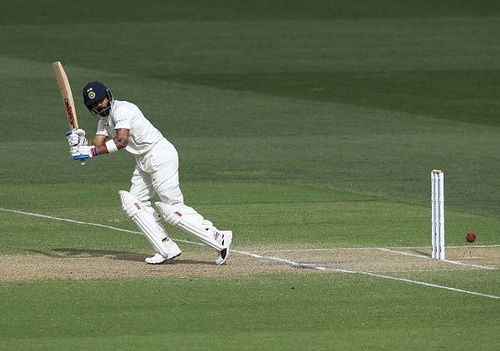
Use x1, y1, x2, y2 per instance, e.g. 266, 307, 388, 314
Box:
0, 275, 498, 350
2, 182, 499, 257
0, 0, 499, 350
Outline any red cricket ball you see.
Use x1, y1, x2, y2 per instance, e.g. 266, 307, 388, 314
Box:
466, 231, 477, 243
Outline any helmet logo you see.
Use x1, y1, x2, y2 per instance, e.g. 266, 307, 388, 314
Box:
87, 88, 96, 99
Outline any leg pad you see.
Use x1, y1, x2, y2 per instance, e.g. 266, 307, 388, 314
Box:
156, 202, 223, 251
119, 190, 181, 259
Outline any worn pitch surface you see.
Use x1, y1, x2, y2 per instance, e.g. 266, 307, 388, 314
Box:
1, 245, 496, 281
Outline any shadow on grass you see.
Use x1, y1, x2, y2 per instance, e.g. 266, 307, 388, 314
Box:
28, 248, 214, 265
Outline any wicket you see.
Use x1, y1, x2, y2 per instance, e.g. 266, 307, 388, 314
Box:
431, 170, 445, 260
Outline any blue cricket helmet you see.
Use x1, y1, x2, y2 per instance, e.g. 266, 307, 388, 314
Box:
82, 81, 113, 117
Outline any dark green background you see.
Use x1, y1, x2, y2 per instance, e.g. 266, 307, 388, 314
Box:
0, 1, 498, 350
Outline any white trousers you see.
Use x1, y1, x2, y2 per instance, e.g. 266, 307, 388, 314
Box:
130, 138, 184, 205
129, 138, 224, 253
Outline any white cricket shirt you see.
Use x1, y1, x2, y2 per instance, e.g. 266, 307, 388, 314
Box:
96, 100, 164, 155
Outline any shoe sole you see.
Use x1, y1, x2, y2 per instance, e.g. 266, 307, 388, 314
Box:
145, 252, 182, 265
216, 231, 232, 265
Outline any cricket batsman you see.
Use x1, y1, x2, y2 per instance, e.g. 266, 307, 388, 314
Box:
67, 81, 232, 265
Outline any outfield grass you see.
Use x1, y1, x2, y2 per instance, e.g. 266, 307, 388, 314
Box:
0, 1, 499, 350
0, 274, 498, 350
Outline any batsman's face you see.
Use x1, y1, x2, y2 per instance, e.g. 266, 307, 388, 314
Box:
90, 96, 112, 117
91, 96, 110, 114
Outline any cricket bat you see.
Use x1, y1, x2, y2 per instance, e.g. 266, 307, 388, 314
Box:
52, 61, 85, 165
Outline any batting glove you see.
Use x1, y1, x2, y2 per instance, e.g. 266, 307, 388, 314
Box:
66, 129, 87, 147
71, 145, 98, 161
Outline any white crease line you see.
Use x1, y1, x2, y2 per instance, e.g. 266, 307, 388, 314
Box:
256, 246, 497, 270
233, 249, 500, 300
259, 244, 500, 253
378, 248, 496, 270
337, 270, 500, 300
0, 207, 203, 246
448, 244, 500, 248
260, 248, 378, 252
377, 247, 430, 259
232, 249, 327, 270
0, 208, 141, 234
1, 207, 498, 299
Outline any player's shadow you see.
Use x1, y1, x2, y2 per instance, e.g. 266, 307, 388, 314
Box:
50, 248, 146, 262
30, 249, 213, 265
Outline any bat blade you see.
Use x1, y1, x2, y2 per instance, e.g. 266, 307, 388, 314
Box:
52, 61, 79, 129
52, 61, 85, 165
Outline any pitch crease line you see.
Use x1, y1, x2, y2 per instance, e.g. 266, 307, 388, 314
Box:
1, 207, 498, 300
233, 249, 500, 300
258, 244, 500, 253
0, 208, 203, 247
377, 248, 496, 270
346, 270, 500, 300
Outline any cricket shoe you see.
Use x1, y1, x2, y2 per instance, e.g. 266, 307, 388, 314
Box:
145, 241, 182, 264
145, 251, 181, 264
215, 230, 233, 265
